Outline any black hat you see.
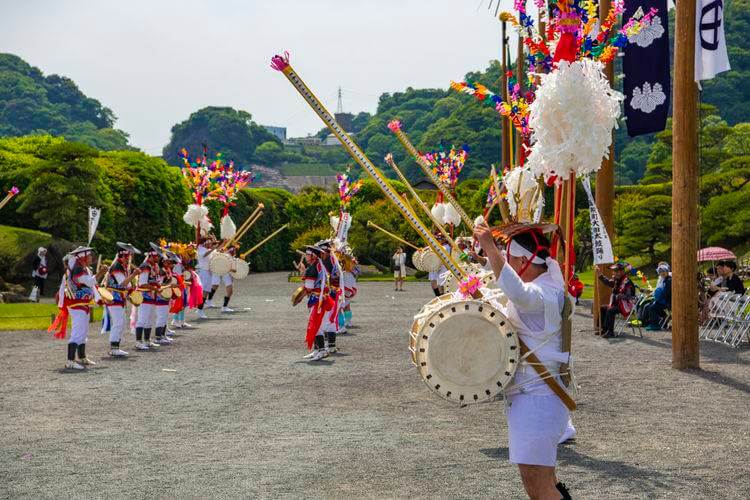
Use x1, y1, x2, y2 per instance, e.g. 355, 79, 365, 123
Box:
116, 242, 141, 255
148, 242, 164, 256
305, 245, 323, 256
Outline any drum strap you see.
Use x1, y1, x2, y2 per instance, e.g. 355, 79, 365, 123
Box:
518, 340, 577, 411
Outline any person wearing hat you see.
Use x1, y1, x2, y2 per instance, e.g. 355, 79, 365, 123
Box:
640, 263, 672, 331
152, 245, 177, 345
31, 247, 49, 301
474, 223, 572, 500
598, 262, 636, 338
49, 246, 104, 370
100, 243, 141, 357
134, 246, 163, 350
301, 245, 331, 361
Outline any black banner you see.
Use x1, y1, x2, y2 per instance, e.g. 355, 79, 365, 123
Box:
623, 1, 670, 137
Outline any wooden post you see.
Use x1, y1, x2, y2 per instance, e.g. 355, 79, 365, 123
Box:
671, 0, 700, 369
501, 21, 510, 171
594, 0, 615, 334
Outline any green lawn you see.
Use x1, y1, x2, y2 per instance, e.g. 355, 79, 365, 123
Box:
0, 303, 103, 331
0, 224, 53, 272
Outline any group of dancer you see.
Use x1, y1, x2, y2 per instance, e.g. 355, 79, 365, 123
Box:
49, 236, 239, 370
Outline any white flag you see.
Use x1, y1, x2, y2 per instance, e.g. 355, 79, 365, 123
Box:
695, 0, 731, 81
582, 177, 614, 265
87, 207, 101, 245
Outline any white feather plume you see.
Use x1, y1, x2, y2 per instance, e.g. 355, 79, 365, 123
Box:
526, 59, 623, 183
330, 214, 340, 232
220, 215, 237, 240
474, 215, 486, 226
183, 204, 208, 228
442, 203, 462, 227
199, 216, 213, 236
504, 167, 537, 221
430, 203, 445, 223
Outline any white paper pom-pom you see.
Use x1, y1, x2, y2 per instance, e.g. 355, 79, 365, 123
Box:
330, 214, 340, 232
183, 204, 208, 227
220, 215, 236, 240
526, 59, 623, 183
431, 203, 445, 223
442, 203, 462, 227
474, 214, 486, 227
504, 167, 537, 221
199, 216, 213, 236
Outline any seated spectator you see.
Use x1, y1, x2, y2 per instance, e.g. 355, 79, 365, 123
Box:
714, 260, 745, 295
640, 263, 672, 331
598, 262, 636, 338
568, 273, 584, 305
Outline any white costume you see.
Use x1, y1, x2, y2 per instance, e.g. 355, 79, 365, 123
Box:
196, 245, 213, 291
494, 246, 570, 467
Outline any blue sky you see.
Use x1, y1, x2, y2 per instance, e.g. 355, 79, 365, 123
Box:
1, 0, 536, 154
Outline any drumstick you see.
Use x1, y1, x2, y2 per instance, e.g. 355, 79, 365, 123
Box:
239, 224, 289, 259
223, 204, 265, 249
366, 221, 420, 250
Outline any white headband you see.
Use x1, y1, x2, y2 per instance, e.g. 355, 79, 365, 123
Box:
508, 240, 546, 265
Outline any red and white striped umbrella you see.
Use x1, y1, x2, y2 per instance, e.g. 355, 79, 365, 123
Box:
697, 247, 736, 262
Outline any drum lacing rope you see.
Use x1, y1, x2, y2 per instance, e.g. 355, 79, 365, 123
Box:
505, 328, 574, 395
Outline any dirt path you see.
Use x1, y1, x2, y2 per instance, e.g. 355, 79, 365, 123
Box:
1, 272, 748, 499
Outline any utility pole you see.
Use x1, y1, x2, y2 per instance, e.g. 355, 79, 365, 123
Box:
671, 0, 700, 369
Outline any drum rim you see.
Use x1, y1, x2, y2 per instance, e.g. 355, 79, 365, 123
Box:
413, 298, 519, 404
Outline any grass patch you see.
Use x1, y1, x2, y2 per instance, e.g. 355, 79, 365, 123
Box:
0, 224, 52, 270
280, 163, 338, 176
0, 303, 103, 331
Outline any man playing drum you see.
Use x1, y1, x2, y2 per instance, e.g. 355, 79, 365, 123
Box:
474, 223, 572, 500
101, 242, 141, 357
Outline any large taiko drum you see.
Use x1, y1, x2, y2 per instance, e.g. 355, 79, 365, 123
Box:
411, 297, 519, 405
231, 258, 250, 280
409, 293, 455, 364
208, 251, 233, 276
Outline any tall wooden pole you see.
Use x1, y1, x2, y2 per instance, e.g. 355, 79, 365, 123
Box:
672, 0, 700, 369
501, 21, 510, 171
515, 34, 525, 164
593, 0, 615, 334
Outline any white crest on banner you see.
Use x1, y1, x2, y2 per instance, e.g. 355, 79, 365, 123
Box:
630, 15, 665, 48
695, 0, 731, 81
87, 207, 101, 245
582, 177, 614, 265
631, 82, 667, 113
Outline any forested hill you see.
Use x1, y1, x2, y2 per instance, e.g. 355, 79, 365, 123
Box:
0, 53, 132, 151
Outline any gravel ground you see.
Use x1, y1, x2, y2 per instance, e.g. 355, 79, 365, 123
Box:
1, 272, 748, 499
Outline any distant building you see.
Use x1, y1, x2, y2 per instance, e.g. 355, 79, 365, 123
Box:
287, 136, 323, 146
262, 125, 287, 142
325, 132, 355, 146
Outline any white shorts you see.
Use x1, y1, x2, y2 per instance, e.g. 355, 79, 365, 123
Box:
211, 274, 233, 287
505, 394, 568, 466
198, 269, 212, 292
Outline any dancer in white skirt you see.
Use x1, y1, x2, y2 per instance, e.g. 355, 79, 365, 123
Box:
101, 242, 141, 357
474, 222, 572, 500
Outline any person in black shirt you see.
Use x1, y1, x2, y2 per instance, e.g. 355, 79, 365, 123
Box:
716, 260, 746, 295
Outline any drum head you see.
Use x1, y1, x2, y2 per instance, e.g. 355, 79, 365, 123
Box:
159, 287, 173, 300
183, 270, 192, 280
129, 290, 143, 306
97, 286, 114, 302
231, 258, 250, 280
411, 249, 425, 271
292, 286, 306, 306
209, 252, 233, 275
421, 250, 442, 272
414, 299, 518, 404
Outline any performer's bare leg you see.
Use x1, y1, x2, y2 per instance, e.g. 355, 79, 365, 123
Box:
517, 465, 562, 500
